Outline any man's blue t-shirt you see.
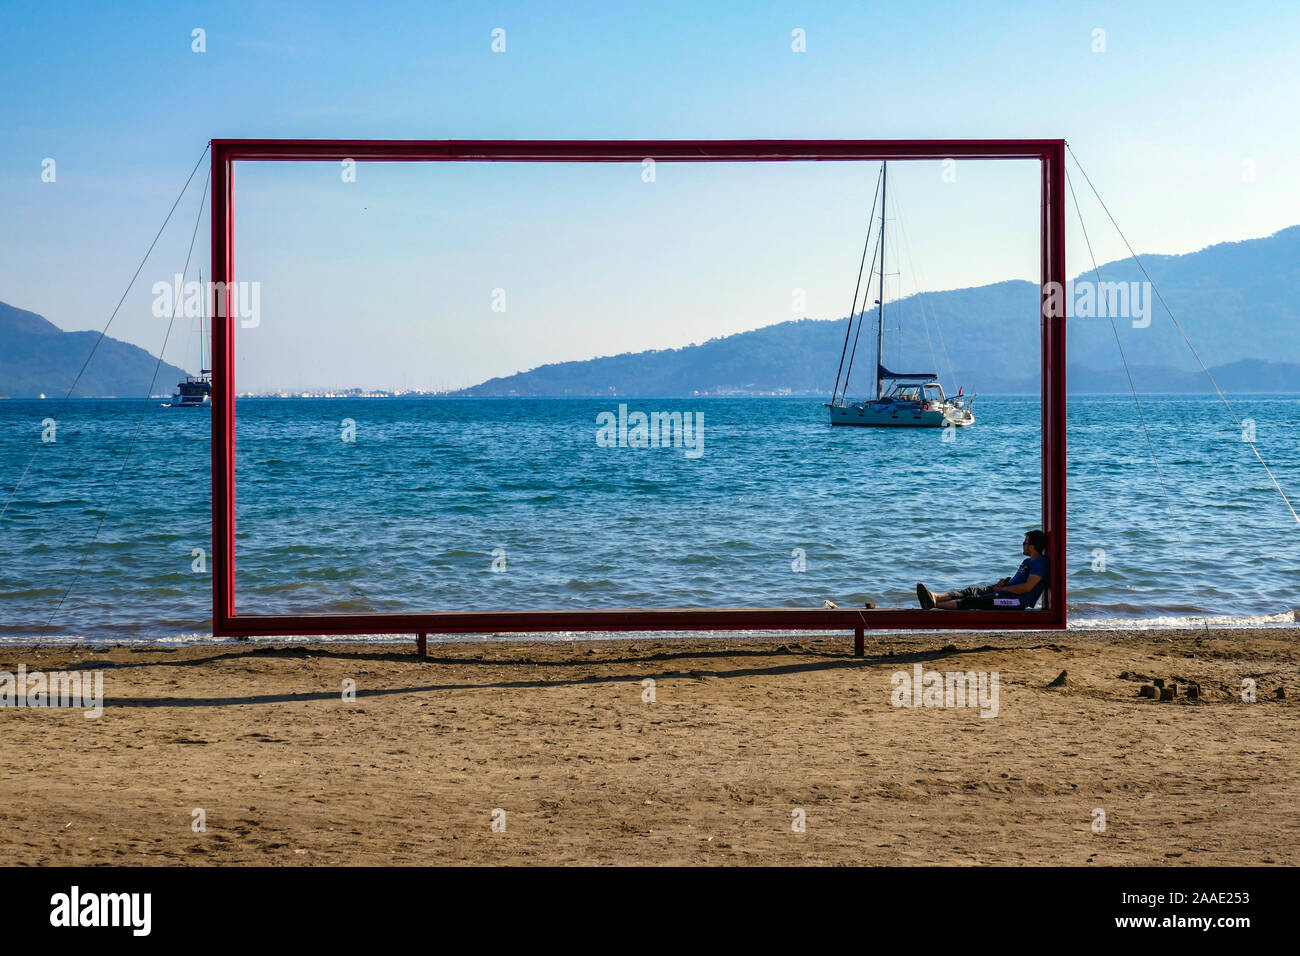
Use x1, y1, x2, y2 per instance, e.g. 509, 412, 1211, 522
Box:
1003, 554, 1049, 608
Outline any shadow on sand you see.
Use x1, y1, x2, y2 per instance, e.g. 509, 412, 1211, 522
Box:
72, 640, 1006, 709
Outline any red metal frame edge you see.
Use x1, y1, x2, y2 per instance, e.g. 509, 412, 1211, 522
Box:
210, 139, 1067, 637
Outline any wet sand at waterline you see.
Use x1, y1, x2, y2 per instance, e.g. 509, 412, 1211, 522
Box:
1, 628, 1296, 865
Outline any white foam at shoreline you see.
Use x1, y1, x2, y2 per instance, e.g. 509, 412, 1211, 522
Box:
5, 608, 1297, 647
1066, 610, 1297, 630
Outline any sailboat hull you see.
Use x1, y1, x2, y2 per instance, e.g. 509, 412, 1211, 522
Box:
826, 402, 973, 428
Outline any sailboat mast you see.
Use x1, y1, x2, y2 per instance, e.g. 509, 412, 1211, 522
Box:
198, 268, 205, 375
876, 162, 887, 401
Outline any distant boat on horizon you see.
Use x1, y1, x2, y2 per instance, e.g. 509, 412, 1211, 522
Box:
824, 161, 975, 428
162, 374, 211, 408
162, 269, 211, 408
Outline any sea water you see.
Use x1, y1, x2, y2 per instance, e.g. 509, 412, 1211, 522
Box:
1, 395, 1296, 642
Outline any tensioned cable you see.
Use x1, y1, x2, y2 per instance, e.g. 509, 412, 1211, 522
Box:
896, 188, 960, 395
842, 195, 885, 402
38, 166, 211, 639
1067, 143, 1298, 525
889, 181, 957, 390
832, 163, 884, 405
0, 143, 212, 524
842, 229, 883, 400
1066, 166, 1212, 634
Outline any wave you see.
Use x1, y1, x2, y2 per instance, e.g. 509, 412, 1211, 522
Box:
238, 580, 313, 594
0, 587, 65, 600
1067, 609, 1297, 629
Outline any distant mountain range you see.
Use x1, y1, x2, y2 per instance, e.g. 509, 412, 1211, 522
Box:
455, 225, 1300, 396
0, 301, 190, 398
5, 225, 1300, 398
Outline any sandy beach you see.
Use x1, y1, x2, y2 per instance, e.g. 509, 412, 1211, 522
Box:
1, 627, 1296, 866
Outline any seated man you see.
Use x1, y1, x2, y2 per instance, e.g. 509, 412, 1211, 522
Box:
916, 530, 1048, 610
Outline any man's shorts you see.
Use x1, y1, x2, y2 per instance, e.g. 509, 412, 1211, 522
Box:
952, 586, 1024, 610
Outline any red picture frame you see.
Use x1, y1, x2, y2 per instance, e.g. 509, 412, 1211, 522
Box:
210, 138, 1067, 651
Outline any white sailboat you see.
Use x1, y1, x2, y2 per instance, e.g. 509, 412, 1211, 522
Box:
825, 163, 974, 428
162, 269, 212, 408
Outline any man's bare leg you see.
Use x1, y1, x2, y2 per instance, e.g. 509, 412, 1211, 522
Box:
918, 583, 962, 610
918, 583, 952, 610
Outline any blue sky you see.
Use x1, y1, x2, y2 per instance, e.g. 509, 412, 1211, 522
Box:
3, 0, 1298, 391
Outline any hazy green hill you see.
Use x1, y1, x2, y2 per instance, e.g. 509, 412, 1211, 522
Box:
0, 301, 191, 398
7, 225, 1300, 398
456, 226, 1300, 396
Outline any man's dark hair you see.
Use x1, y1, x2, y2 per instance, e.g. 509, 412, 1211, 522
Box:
1026, 529, 1047, 554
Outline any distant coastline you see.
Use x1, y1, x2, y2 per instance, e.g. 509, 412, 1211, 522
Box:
10, 387, 1300, 400
6, 224, 1300, 399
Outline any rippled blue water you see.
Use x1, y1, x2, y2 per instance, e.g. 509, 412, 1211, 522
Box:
1, 395, 1297, 641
